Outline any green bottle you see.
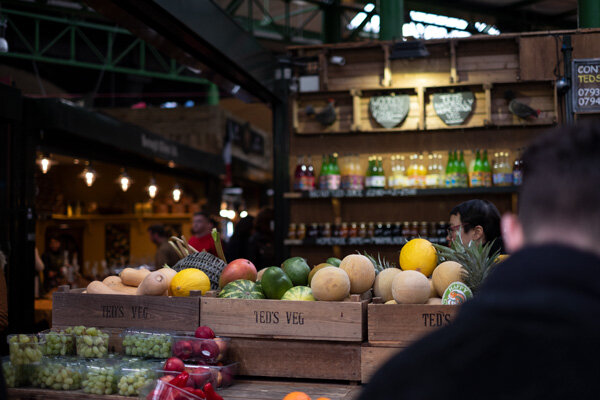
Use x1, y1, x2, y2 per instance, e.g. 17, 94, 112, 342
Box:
482, 150, 492, 187
330, 153, 341, 190
451, 150, 460, 187
459, 151, 468, 188
471, 149, 482, 187
365, 157, 373, 189
319, 154, 329, 190
375, 157, 385, 188
445, 151, 453, 188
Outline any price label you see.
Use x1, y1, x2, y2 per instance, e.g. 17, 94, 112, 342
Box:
572, 58, 600, 113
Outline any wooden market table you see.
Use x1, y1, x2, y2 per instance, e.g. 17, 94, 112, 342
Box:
8, 379, 362, 400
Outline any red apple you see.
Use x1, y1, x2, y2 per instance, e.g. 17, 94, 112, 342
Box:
191, 371, 210, 388
213, 338, 227, 361
218, 259, 257, 288
220, 368, 234, 387
199, 339, 220, 362
191, 341, 203, 358
163, 357, 185, 372
194, 326, 215, 339
173, 340, 193, 360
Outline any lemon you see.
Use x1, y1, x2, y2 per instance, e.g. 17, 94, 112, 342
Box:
170, 268, 210, 296
399, 238, 438, 277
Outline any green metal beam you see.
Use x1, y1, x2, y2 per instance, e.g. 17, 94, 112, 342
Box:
380, 0, 404, 40
348, 6, 378, 41
578, 0, 600, 28
225, 0, 245, 15
0, 8, 211, 86
234, 17, 322, 41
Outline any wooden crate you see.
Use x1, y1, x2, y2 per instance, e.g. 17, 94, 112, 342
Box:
368, 303, 459, 346
201, 293, 368, 342
52, 287, 201, 331
361, 345, 402, 383
230, 338, 362, 381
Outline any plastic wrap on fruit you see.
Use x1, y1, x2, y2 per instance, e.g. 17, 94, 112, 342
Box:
203, 383, 223, 400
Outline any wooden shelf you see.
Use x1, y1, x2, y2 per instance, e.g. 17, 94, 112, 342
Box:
284, 186, 519, 199
50, 213, 192, 221
285, 237, 414, 247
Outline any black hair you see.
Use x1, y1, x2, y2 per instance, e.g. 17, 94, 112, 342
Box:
450, 199, 503, 253
193, 211, 210, 220
147, 224, 168, 238
519, 121, 600, 239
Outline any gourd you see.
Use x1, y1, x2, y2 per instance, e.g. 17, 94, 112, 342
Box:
86, 281, 123, 295
102, 276, 138, 295
119, 268, 150, 287
136, 270, 169, 296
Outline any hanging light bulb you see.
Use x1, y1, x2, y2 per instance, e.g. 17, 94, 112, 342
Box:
172, 184, 182, 202
82, 167, 97, 187
118, 169, 132, 192
37, 154, 53, 174
147, 177, 158, 199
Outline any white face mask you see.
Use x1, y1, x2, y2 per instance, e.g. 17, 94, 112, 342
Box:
270, 221, 275, 232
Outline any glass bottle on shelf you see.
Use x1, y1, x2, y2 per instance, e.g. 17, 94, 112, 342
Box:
365, 157, 373, 189
458, 151, 468, 188
288, 223, 297, 239
358, 222, 367, 238
297, 223, 306, 240
293, 156, 306, 192
388, 155, 396, 189
415, 154, 427, 188
318, 154, 329, 190
375, 157, 386, 189
482, 150, 492, 187
426, 153, 441, 188
512, 149, 523, 186
367, 222, 375, 237
470, 149, 483, 188
328, 153, 341, 190
445, 151, 453, 188
397, 155, 407, 188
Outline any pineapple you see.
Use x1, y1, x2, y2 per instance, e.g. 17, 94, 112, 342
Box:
432, 232, 501, 293
357, 251, 397, 274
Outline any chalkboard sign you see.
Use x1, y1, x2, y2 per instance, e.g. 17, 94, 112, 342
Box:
572, 58, 600, 113
369, 95, 410, 129
432, 92, 475, 125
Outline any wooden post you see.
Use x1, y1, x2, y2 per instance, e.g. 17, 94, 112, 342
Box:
450, 40, 458, 83
484, 83, 493, 126
381, 44, 392, 87
291, 98, 299, 132
350, 89, 362, 131
417, 87, 426, 130
319, 51, 329, 91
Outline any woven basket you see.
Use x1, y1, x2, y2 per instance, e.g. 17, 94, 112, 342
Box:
173, 252, 226, 290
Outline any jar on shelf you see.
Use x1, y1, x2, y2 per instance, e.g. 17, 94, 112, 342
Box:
288, 223, 297, 240
349, 223, 358, 238
321, 223, 332, 238
401, 222, 410, 239
374, 222, 384, 237
392, 222, 402, 237
410, 221, 419, 240
308, 223, 319, 238
384, 222, 393, 237
429, 222, 438, 243
367, 222, 375, 238
339, 223, 349, 238
419, 221, 429, 238
297, 223, 306, 240
358, 223, 367, 238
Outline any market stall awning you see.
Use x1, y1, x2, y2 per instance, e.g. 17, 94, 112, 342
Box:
26, 98, 225, 178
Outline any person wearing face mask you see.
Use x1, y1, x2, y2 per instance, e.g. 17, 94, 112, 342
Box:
446, 199, 504, 253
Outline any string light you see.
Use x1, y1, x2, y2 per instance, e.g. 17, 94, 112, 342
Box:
118, 169, 132, 192
240, 210, 248, 218
37, 155, 52, 174
147, 177, 158, 199
172, 184, 182, 202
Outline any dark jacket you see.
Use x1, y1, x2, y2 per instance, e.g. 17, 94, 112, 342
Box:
360, 244, 600, 400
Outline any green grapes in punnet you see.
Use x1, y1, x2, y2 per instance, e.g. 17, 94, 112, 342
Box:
117, 369, 158, 396
75, 327, 109, 358
122, 332, 172, 358
82, 363, 118, 395
2, 359, 21, 388
42, 330, 75, 356
30, 359, 82, 390
8, 334, 43, 365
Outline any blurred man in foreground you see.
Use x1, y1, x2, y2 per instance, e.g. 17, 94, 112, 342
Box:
360, 122, 600, 400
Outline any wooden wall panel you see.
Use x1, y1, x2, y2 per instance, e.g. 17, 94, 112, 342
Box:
456, 39, 520, 83
327, 48, 384, 90
519, 36, 560, 81
572, 33, 600, 59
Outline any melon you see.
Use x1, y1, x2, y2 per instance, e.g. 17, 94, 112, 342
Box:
339, 254, 376, 294
256, 268, 266, 282
373, 268, 402, 302
429, 279, 437, 298
311, 267, 351, 301
385, 299, 397, 305
427, 297, 442, 305
432, 261, 464, 297
391, 270, 430, 304
308, 263, 333, 286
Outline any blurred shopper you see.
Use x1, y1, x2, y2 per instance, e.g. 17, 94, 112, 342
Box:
188, 212, 217, 256
148, 225, 180, 268
360, 122, 600, 400
248, 208, 276, 269
446, 199, 504, 253
41, 236, 64, 292
226, 215, 255, 261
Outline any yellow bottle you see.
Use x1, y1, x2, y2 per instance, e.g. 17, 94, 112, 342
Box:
417, 154, 427, 188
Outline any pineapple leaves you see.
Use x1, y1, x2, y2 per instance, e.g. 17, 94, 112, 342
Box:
357, 250, 397, 274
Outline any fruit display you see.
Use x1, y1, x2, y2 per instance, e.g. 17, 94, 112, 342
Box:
339, 254, 376, 294
2, 357, 24, 388
141, 379, 205, 400
310, 267, 351, 301
30, 357, 83, 390
392, 270, 431, 304
218, 280, 264, 299
85, 265, 178, 296
117, 361, 162, 396
8, 334, 44, 365
281, 257, 311, 286
432, 261, 465, 297
40, 327, 75, 356
219, 258, 257, 289
171, 336, 229, 364
82, 360, 119, 395
171, 268, 211, 297
74, 326, 110, 358
121, 330, 173, 358
176, 363, 239, 389
399, 238, 438, 276
373, 268, 401, 302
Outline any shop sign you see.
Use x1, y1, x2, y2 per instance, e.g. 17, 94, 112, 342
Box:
572, 58, 600, 113
432, 91, 475, 125
140, 133, 179, 159
369, 95, 410, 128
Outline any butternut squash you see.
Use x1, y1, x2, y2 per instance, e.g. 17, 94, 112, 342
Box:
86, 281, 123, 295
120, 268, 150, 287
102, 276, 137, 295
136, 270, 169, 296
160, 267, 178, 295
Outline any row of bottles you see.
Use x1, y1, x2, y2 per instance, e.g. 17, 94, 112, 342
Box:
293, 150, 523, 192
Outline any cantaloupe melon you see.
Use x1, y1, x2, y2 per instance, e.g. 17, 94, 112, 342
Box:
339, 254, 375, 294
428, 279, 437, 298
385, 299, 397, 304
391, 270, 430, 304
432, 261, 464, 297
373, 268, 402, 302
310, 267, 351, 301
427, 297, 442, 305
308, 263, 333, 286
